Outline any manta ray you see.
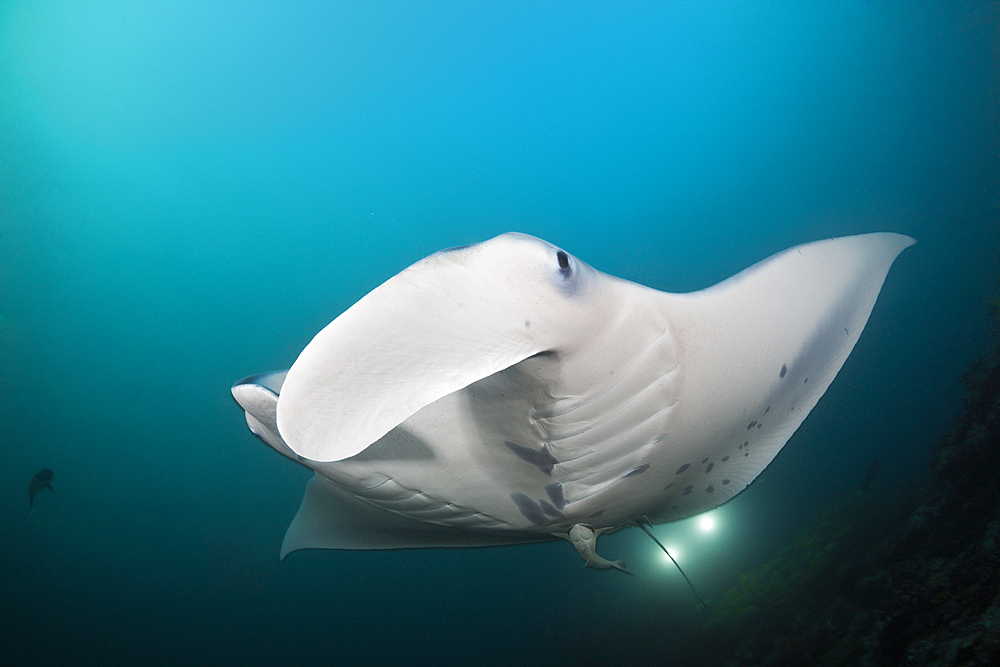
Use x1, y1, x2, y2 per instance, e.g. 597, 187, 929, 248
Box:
232, 232, 913, 571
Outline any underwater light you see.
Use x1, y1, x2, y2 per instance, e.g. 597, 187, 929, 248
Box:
662, 545, 682, 563
698, 515, 716, 532
636, 518, 707, 608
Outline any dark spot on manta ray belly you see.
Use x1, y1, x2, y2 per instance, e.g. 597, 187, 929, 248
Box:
780, 363, 787, 378
722, 479, 730, 485
505, 441, 558, 475
675, 463, 690, 474
587, 509, 605, 519
747, 420, 757, 429
705, 462, 714, 473
545, 482, 565, 509
706, 486, 715, 493
539, 499, 564, 518
681, 485, 693, 495
510, 493, 547, 525
721, 456, 729, 462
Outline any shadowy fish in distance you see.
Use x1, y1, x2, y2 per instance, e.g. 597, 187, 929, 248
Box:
29, 468, 54, 508
860, 458, 880, 493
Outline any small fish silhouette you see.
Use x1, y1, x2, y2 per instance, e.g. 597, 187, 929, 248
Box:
860, 458, 880, 493
29, 468, 54, 507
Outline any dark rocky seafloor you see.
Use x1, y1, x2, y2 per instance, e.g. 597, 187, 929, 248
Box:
683, 312, 1000, 666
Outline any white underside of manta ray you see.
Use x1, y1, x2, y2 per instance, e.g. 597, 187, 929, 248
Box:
232, 231, 913, 570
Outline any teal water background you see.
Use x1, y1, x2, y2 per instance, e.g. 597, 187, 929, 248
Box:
1, 2, 997, 665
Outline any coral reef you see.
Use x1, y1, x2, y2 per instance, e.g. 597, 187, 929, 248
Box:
704, 503, 855, 628
696, 307, 1000, 666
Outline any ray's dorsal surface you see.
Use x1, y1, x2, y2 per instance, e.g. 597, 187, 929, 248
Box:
232, 232, 913, 561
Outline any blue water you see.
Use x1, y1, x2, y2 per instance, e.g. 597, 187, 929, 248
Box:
1, 2, 996, 665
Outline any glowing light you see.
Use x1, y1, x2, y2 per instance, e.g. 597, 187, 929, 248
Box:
698, 515, 715, 532
662, 545, 682, 563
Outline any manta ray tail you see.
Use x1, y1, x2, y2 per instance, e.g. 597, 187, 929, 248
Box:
638, 517, 707, 608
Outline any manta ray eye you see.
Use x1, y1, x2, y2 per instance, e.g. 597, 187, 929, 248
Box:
556, 250, 571, 277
